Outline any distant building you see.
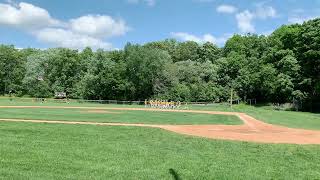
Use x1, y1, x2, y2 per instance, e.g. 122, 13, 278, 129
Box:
55, 92, 67, 99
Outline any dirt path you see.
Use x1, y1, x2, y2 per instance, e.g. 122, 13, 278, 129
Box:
1, 106, 320, 144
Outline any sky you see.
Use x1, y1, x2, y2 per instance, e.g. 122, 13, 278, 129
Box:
0, 0, 319, 50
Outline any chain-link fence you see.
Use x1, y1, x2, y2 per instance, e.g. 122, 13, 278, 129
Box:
2, 97, 219, 106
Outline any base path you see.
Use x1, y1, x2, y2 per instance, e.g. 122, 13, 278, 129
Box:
1, 106, 320, 145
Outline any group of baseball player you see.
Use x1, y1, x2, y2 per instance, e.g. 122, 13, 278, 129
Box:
145, 100, 181, 109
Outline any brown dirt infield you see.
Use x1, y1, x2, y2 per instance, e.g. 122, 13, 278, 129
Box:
0, 106, 320, 144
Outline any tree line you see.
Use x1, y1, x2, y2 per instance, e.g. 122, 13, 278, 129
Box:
0, 18, 319, 111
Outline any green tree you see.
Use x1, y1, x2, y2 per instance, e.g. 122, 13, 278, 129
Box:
22, 51, 51, 97
198, 42, 222, 63
172, 41, 200, 62
144, 39, 178, 58
224, 34, 267, 59
296, 18, 320, 108
43, 48, 82, 97
76, 50, 128, 100
0, 45, 25, 95
125, 44, 173, 100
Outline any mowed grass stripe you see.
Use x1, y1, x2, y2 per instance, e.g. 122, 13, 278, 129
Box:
0, 108, 242, 125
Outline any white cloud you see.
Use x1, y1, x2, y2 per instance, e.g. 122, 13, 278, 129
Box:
0, 2, 60, 30
216, 5, 237, 14
235, 6, 277, 33
171, 32, 230, 46
288, 16, 317, 24
255, 6, 277, 19
288, 9, 319, 24
0, 2, 130, 50
145, 0, 156, 6
236, 10, 255, 33
5, 0, 18, 6
203, 34, 216, 43
70, 15, 129, 38
127, 0, 156, 7
172, 32, 201, 43
34, 28, 112, 50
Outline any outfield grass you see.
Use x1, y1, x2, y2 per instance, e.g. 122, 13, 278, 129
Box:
0, 107, 242, 125
1, 97, 320, 129
190, 104, 320, 130
0, 122, 320, 179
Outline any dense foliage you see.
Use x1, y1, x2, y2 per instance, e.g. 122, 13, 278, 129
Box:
0, 18, 320, 111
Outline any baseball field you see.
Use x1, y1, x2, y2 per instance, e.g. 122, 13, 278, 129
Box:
1, 98, 320, 179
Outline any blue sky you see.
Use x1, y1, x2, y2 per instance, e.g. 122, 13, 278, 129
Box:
0, 0, 319, 50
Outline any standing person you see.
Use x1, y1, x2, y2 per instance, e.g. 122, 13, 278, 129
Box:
150, 100, 153, 108
9, 90, 13, 101
161, 100, 164, 109
144, 99, 148, 108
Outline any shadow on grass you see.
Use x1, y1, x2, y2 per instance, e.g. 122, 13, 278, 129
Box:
169, 168, 181, 180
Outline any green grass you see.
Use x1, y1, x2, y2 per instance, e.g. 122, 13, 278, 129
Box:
0, 122, 320, 179
189, 104, 320, 130
236, 104, 320, 130
0, 107, 242, 125
2, 97, 320, 130
1, 98, 320, 179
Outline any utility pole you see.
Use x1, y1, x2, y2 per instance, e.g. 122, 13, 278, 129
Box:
230, 88, 233, 108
